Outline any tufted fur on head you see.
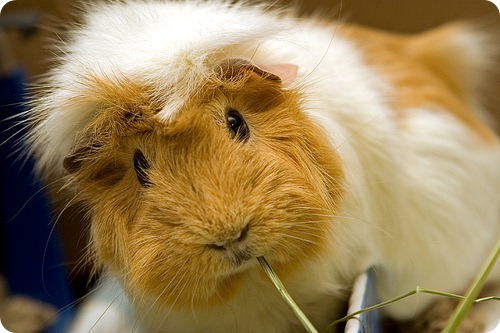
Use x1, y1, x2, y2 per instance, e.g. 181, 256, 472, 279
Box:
25, 1, 500, 332
25, 0, 295, 177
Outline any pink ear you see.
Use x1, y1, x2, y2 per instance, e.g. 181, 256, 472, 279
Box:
259, 64, 298, 85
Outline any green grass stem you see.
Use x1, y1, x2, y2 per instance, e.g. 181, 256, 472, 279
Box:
257, 256, 319, 333
442, 237, 500, 333
325, 287, 499, 332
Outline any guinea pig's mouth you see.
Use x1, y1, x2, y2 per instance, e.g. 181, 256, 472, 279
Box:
228, 246, 253, 265
212, 244, 256, 271
228, 257, 256, 275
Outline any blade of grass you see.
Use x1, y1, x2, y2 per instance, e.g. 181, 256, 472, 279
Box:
325, 286, 499, 332
256, 256, 319, 333
326, 287, 470, 332
442, 237, 500, 333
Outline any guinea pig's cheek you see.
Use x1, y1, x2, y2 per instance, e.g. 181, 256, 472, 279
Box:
125, 240, 243, 307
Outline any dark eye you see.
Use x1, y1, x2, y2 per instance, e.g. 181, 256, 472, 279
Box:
226, 108, 249, 142
133, 149, 151, 186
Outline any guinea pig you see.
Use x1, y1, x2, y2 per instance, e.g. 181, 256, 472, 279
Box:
25, 1, 500, 332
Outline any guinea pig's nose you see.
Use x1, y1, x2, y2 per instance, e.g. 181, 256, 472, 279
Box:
208, 224, 249, 250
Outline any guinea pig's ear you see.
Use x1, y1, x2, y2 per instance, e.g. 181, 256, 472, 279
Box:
63, 135, 102, 174
217, 58, 298, 85
63, 135, 128, 186
258, 63, 298, 85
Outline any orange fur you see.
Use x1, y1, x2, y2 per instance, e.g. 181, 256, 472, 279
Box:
337, 24, 498, 144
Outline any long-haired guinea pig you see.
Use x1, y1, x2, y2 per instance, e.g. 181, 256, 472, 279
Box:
25, 1, 500, 332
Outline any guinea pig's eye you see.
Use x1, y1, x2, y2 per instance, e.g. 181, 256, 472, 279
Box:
226, 108, 249, 142
133, 149, 151, 187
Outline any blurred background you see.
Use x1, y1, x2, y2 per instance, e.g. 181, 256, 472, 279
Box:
0, 1, 499, 332
2, 0, 500, 79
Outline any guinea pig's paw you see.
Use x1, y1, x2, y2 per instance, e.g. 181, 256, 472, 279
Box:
391, 298, 485, 333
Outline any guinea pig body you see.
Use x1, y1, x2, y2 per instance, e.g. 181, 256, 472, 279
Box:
26, 1, 500, 332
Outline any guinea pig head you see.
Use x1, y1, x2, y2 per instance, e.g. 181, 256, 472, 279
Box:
63, 58, 344, 308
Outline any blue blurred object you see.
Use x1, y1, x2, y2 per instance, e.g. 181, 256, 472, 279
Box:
345, 268, 382, 333
0, 70, 73, 332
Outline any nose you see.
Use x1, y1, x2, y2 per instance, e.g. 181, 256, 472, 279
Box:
207, 223, 250, 250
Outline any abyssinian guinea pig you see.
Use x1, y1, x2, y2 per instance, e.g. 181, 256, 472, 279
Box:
25, 1, 500, 332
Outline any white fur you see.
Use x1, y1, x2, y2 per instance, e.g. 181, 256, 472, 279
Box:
28, 1, 500, 332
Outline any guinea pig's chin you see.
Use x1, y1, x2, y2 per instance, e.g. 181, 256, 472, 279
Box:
132, 266, 253, 309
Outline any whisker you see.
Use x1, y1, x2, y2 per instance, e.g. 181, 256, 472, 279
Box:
277, 233, 321, 246
85, 291, 123, 333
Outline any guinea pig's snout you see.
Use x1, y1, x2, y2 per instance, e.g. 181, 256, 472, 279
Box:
206, 224, 252, 264
207, 223, 249, 249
